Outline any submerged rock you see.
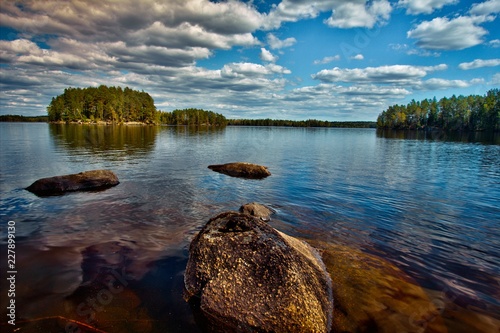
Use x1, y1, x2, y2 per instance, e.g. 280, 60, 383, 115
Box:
239, 202, 274, 221
308, 239, 449, 333
208, 162, 271, 179
26, 169, 119, 196
184, 211, 332, 333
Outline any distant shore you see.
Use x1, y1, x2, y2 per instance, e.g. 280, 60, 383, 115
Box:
50, 120, 154, 125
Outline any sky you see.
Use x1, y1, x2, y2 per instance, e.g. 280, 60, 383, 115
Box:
0, 0, 499, 121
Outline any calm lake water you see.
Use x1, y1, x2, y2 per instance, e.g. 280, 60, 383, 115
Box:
1, 123, 499, 332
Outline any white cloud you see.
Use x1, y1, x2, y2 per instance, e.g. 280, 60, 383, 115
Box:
407, 15, 493, 50
351, 54, 364, 60
398, 0, 458, 15
263, 0, 392, 30
491, 73, 500, 84
267, 33, 297, 49
260, 48, 278, 62
489, 39, 500, 47
469, 0, 500, 15
414, 78, 477, 90
312, 64, 447, 84
459, 58, 500, 70
0, 38, 117, 70
220, 62, 291, 78
325, 0, 392, 28
313, 55, 341, 65
129, 21, 260, 50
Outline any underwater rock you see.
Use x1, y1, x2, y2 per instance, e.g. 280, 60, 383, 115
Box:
239, 202, 274, 221
26, 169, 119, 196
184, 211, 332, 333
308, 239, 449, 333
207, 162, 271, 179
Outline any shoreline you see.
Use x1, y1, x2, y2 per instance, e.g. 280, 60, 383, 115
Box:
49, 120, 154, 125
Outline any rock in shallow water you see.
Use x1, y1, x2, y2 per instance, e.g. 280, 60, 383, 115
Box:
26, 169, 119, 196
184, 211, 333, 333
239, 202, 274, 221
208, 162, 271, 179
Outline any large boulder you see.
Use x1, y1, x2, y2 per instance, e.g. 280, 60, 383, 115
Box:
184, 211, 333, 333
208, 162, 271, 179
26, 169, 119, 196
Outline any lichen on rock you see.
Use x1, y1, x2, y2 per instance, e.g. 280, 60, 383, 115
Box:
184, 211, 332, 333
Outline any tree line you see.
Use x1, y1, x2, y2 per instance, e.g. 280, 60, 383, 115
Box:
377, 89, 499, 131
228, 118, 376, 128
0, 115, 48, 122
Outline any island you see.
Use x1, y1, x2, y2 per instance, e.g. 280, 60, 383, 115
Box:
45, 85, 227, 126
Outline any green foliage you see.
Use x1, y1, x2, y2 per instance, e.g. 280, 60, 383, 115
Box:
157, 108, 227, 126
377, 89, 500, 131
0, 115, 48, 122
47, 85, 157, 123
228, 119, 376, 128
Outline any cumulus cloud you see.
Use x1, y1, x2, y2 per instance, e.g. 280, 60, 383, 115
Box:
0, 0, 264, 40
313, 55, 341, 65
221, 62, 291, 78
414, 78, 478, 90
469, 0, 500, 15
407, 15, 493, 50
267, 33, 297, 49
260, 48, 278, 62
312, 64, 447, 84
350, 54, 364, 60
263, 0, 392, 29
325, 0, 392, 28
398, 0, 458, 15
459, 58, 500, 70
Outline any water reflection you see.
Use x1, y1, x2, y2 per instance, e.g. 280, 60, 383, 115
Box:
377, 129, 500, 144
167, 124, 226, 136
49, 124, 159, 158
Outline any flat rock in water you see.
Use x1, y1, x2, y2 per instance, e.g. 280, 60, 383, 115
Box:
208, 162, 271, 179
184, 211, 333, 333
26, 169, 119, 196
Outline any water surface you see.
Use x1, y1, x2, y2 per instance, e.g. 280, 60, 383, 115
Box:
1, 123, 499, 332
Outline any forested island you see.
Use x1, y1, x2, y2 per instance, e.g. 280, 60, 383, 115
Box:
45, 85, 227, 126
159, 108, 227, 126
377, 89, 499, 131
47, 86, 157, 123
228, 119, 376, 128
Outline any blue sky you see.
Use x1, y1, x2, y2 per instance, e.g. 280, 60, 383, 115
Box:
0, 0, 499, 121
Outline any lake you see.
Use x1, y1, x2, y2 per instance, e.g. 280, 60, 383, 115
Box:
1, 123, 499, 332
